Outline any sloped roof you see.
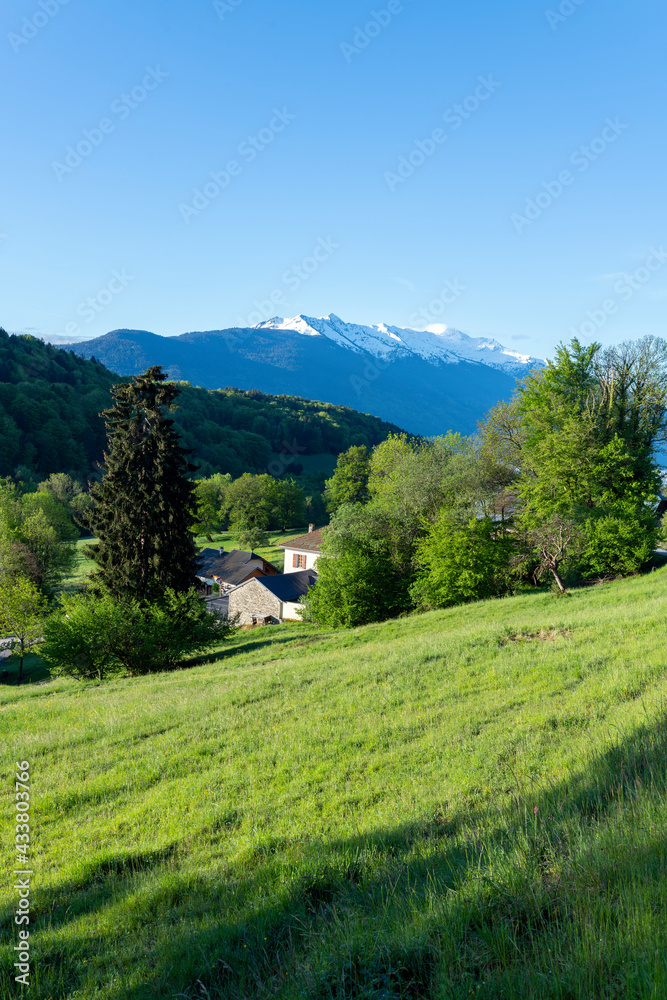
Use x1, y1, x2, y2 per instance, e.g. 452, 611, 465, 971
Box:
233, 569, 318, 602
279, 528, 327, 553
196, 549, 277, 586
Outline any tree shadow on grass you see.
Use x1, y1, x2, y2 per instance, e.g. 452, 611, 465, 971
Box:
182, 631, 326, 669
5, 713, 667, 1000
0, 651, 51, 686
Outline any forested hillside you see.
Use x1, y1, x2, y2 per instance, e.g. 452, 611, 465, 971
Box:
0, 329, 112, 479
0, 330, 405, 481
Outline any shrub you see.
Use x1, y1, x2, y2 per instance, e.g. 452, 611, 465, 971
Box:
42, 590, 237, 681
580, 506, 656, 579
411, 513, 513, 610
303, 548, 409, 628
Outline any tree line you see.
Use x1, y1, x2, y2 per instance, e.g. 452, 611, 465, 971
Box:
304, 337, 667, 626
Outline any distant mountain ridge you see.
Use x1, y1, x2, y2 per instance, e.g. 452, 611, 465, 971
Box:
255, 313, 541, 376
64, 314, 544, 437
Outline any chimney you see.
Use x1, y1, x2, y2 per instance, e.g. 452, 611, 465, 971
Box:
308, 523, 314, 533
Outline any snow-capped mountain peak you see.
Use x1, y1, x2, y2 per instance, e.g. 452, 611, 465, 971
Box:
254, 313, 542, 375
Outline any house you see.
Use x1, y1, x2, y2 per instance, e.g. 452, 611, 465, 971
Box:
228, 568, 318, 625
196, 548, 279, 595
280, 525, 327, 573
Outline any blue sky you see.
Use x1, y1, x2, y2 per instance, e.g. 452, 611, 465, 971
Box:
1, 0, 665, 359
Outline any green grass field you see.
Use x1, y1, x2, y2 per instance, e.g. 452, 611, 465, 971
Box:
2, 569, 667, 998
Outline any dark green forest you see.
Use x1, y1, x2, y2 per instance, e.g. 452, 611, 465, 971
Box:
0, 329, 405, 483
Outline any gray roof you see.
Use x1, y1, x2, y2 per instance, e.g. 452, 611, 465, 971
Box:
235, 569, 318, 602
196, 548, 277, 586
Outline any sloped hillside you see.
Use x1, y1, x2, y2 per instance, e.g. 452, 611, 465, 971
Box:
1, 569, 666, 998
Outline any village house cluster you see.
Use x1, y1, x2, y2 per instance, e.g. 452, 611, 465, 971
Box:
196, 526, 325, 626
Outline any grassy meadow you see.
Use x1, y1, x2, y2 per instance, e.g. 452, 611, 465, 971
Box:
2, 568, 667, 998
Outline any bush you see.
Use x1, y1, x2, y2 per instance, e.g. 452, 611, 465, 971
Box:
302, 549, 409, 628
42, 590, 237, 681
411, 514, 513, 610
580, 506, 656, 579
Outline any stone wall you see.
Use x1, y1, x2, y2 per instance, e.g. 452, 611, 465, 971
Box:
229, 578, 282, 625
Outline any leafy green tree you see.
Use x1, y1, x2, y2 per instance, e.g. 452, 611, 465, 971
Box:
411, 513, 513, 609
270, 478, 306, 530
89, 368, 199, 603
43, 589, 237, 680
302, 503, 411, 627
223, 474, 274, 538
516, 340, 662, 582
0, 576, 49, 681
0, 480, 75, 593
0, 538, 39, 585
193, 473, 232, 539
580, 503, 654, 578
223, 473, 305, 537
303, 547, 407, 628
38, 473, 92, 532
42, 592, 128, 681
324, 445, 371, 513
237, 525, 269, 551
22, 490, 79, 543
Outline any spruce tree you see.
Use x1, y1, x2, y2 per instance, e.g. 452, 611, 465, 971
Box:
90, 367, 198, 603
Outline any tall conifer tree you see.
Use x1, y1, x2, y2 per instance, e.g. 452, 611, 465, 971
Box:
90, 367, 198, 602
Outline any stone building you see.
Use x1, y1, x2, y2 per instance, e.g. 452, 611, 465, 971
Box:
228, 568, 318, 625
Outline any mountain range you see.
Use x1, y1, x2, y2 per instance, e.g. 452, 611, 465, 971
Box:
64, 314, 544, 437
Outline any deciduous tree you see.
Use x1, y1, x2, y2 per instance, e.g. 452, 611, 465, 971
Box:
0, 576, 49, 681
324, 445, 371, 513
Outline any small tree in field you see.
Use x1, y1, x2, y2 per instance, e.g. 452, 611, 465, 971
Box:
90, 367, 199, 603
0, 577, 49, 681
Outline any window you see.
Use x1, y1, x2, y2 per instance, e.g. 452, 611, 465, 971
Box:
293, 553, 306, 569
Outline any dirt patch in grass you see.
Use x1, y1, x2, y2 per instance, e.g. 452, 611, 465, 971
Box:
499, 627, 572, 645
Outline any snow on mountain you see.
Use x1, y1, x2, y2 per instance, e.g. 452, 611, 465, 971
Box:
255, 313, 542, 375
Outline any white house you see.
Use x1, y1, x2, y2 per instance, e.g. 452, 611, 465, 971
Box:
280, 526, 326, 573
